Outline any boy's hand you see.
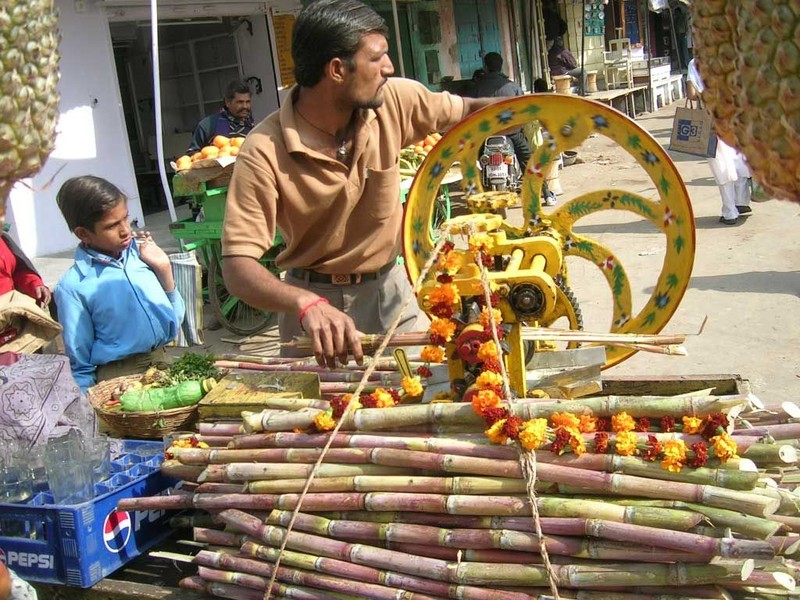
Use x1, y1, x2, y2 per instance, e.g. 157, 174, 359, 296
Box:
34, 285, 51, 308
135, 232, 175, 292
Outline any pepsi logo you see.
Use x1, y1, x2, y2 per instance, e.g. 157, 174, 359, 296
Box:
0, 547, 5, 564
103, 510, 132, 553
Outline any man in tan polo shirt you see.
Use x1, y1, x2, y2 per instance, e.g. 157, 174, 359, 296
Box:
222, 0, 500, 367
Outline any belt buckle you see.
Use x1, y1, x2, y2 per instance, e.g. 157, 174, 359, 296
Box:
331, 274, 360, 285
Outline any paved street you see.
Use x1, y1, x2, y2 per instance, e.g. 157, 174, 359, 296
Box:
33, 102, 800, 406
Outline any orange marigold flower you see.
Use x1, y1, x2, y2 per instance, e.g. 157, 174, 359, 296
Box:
612, 412, 636, 433
440, 251, 463, 275
472, 389, 502, 416
614, 431, 638, 456
551, 412, 581, 430
429, 283, 460, 308
476, 371, 504, 390
710, 432, 738, 462
568, 429, 586, 456
477, 340, 499, 362
420, 345, 445, 363
468, 232, 494, 253
485, 419, 508, 445
372, 388, 396, 408
661, 439, 687, 473
479, 307, 503, 329
518, 418, 549, 450
401, 376, 424, 397
313, 412, 336, 432
429, 317, 457, 342
578, 415, 597, 434
681, 416, 704, 435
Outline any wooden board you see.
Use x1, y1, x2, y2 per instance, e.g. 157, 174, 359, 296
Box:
33, 580, 205, 600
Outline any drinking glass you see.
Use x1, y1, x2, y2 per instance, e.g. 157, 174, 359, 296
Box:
0, 464, 33, 504
46, 461, 94, 505
85, 436, 112, 483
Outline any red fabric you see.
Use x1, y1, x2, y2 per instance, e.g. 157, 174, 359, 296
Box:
0, 238, 43, 298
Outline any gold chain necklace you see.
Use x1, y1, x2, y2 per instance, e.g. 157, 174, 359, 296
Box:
295, 108, 352, 161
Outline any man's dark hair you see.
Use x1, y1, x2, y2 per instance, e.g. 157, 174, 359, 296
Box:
292, 0, 389, 87
533, 78, 549, 93
224, 80, 251, 101
483, 52, 503, 73
56, 176, 126, 232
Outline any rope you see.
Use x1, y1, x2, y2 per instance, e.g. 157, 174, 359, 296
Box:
264, 226, 452, 599
476, 234, 561, 600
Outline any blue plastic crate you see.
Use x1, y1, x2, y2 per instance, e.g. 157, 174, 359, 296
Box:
0, 440, 181, 587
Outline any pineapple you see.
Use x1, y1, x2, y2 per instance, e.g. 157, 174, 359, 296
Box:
691, 0, 800, 202
0, 0, 61, 216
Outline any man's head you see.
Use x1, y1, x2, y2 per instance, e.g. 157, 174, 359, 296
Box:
293, 0, 393, 109
483, 52, 503, 74
533, 78, 549, 93
57, 176, 132, 257
224, 81, 252, 120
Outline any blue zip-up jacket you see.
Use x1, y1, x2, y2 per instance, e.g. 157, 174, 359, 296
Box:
54, 240, 185, 392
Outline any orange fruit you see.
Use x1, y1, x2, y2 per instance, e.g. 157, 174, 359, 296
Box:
212, 135, 230, 148
414, 145, 425, 155
176, 156, 192, 171
423, 144, 434, 153
217, 147, 231, 157
191, 152, 203, 162
230, 137, 245, 148
229, 146, 240, 156
201, 146, 219, 159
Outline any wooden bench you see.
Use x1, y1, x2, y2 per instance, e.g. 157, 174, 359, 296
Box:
586, 84, 649, 119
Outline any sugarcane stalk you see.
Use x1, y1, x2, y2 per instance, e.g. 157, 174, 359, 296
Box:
242, 408, 327, 433
601, 499, 783, 540
214, 360, 402, 385
161, 460, 205, 482
202, 463, 413, 483
767, 536, 800, 556
767, 514, 800, 533
743, 444, 798, 465
246, 475, 537, 495
727, 570, 796, 591
193, 528, 249, 548
195, 553, 446, 600
240, 541, 536, 600
732, 423, 800, 440
195, 483, 247, 494
199, 422, 243, 436
266, 509, 772, 561
752, 487, 800, 515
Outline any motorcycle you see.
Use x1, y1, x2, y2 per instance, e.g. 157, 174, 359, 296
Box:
479, 135, 523, 192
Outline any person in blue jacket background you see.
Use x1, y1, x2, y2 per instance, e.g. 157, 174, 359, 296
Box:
54, 176, 185, 392
188, 80, 254, 153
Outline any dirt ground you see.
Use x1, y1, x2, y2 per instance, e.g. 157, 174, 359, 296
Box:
33, 103, 800, 407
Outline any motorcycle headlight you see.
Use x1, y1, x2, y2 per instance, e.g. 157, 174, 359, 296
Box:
479, 155, 490, 166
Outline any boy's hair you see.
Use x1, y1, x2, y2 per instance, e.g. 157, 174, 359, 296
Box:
292, 0, 388, 87
533, 78, 549, 93
56, 176, 126, 232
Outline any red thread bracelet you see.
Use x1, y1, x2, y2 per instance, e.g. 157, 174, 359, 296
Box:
298, 297, 329, 329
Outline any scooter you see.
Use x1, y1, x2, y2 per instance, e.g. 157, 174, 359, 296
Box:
479, 135, 522, 192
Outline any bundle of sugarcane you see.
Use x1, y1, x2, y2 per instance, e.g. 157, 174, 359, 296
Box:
118, 390, 800, 599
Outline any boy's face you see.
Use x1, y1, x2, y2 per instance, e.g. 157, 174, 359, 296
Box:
75, 199, 131, 258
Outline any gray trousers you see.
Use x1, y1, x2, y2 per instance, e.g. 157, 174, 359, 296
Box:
279, 262, 428, 358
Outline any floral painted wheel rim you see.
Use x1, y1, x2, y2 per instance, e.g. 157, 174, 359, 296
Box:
402, 94, 695, 368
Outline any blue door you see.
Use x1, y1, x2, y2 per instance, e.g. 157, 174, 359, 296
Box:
455, 0, 502, 78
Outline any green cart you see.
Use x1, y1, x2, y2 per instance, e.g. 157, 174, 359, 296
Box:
169, 180, 283, 336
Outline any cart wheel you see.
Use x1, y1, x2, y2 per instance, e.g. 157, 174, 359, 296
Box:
208, 256, 271, 336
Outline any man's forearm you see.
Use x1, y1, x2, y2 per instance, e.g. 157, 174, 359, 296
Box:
222, 256, 320, 316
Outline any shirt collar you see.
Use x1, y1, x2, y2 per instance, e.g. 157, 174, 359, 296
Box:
73, 240, 136, 277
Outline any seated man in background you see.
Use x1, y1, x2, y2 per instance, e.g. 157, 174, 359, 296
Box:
548, 36, 579, 78
188, 80, 254, 153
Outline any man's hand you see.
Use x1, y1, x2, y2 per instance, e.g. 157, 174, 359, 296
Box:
135, 232, 176, 292
34, 285, 51, 308
298, 296, 364, 368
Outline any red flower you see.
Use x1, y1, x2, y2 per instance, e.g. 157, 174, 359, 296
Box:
436, 273, 454, 284
482, 358, 503, 373
642, 434, 663, 461
660, 416, 676, 433
416, 366, 433, 378
430, 304, 454, 319
635, 417, 651, 433
429, 333, 446, 346
388, 389, 402, 403
502, 416, 524, 440
551, 427, 572, 455
480, 253, 494, 268
442, 241, 455, 253
595, 417, 611, 432
360, 395, 378, 409
594, 432, 610, 453
701, 413, 729, 440
330, 394, 355, 419
482, 406, 509, 425
688, 441, 709, 468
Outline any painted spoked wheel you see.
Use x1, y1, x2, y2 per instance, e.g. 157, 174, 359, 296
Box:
403, 94, 695, 368
208, 255, 271, 337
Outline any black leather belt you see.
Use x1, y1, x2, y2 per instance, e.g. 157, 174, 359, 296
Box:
288, 260, 396, 285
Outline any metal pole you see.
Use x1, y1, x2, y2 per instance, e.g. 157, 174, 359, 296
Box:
644, 0, 653, 111
150, 0, 177, 222
580, 0, 586, 95
666, 4, 683, 72
391, 0, 406, 78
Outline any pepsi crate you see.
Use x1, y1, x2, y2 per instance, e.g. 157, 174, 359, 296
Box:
0, 440, 180, 587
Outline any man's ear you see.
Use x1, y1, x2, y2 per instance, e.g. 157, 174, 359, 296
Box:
328, 58, 349, 84
74, 226, 92, 243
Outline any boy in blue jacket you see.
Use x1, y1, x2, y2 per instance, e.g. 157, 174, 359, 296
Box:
54, 176, 185, 392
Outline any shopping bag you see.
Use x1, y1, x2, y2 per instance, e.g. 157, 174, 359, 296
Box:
169, 250, 204, 347
669, 100, 718, 158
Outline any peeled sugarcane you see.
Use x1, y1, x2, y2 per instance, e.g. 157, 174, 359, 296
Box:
216, 509, 753, 589
732, 422, 800, 440
199, 423, 243, 436
265, 509, 773, 561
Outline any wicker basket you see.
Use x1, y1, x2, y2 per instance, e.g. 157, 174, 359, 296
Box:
87, 375, 199, 439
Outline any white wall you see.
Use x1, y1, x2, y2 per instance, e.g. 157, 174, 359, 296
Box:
8, 0, 142, 258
